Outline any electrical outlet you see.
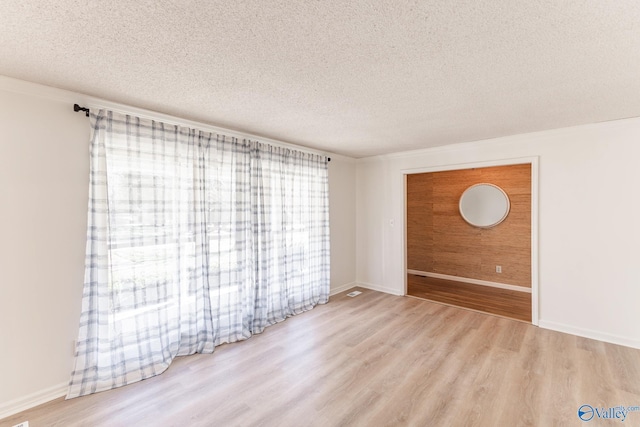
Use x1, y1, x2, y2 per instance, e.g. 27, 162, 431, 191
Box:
496, 265, 502, 273
13, 421, 29, 427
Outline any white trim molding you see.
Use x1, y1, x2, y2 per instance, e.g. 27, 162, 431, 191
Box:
331, 282, 405, 297
407, 270, 532, 293
329, 282, 358, 296
538, 320, 640, 350
357, 281, 404, 296
0, 382, 67, 420
383, 116, 640, 162
0, 75, 333, 159
400, 155, 536, 175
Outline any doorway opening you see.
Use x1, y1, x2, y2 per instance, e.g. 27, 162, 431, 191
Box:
405, 162, 534, 323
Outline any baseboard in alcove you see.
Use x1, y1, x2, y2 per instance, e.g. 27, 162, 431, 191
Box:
407, 274, 532, 322
407, 269, 531, 294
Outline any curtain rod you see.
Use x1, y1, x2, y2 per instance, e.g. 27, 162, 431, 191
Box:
73, 103, 330, 161
73, 103, 90, 117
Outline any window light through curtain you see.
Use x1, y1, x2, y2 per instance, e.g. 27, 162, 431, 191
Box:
67, 110, 330, 398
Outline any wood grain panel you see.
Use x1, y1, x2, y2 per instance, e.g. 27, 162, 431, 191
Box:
406, 164, 531, 287
406, 173, 433, 272
407, 274, 532, 322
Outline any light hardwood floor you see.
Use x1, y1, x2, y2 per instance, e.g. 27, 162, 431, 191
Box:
3, 288, 640, 427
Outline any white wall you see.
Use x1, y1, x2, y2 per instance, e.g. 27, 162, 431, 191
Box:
328, 154, 357, 294
0, 77, 357, 416
6, 72, 638, 414
0, 87, 89, 412
355, 121, 640, 349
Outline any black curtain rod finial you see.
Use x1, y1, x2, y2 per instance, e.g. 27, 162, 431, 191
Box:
74, 103, 90, 117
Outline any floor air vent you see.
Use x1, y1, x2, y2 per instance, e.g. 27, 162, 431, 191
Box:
346, 291, 362, 297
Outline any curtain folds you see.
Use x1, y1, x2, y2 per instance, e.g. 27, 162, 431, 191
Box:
67, 110, 330, 399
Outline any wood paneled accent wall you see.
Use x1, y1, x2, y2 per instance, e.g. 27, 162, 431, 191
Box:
406, 164, 531, 288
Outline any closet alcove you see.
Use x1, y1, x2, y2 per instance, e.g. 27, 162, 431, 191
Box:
406, 164, 532, 322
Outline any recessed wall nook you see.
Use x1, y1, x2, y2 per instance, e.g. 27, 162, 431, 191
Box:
406, 163, 532, 322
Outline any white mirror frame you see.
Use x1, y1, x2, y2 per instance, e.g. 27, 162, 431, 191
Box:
459, 183, 510, 228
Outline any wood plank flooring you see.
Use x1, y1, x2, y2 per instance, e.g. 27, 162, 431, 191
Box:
3, 288, 639, 427
408, 274, 532, 322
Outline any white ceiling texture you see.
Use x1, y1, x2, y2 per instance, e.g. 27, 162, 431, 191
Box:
1, 1, 640, 158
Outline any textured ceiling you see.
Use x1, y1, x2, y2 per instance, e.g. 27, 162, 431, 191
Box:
1, 1, 640, 158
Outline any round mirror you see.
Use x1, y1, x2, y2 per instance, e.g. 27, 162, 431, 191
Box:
459, 183, 510, 228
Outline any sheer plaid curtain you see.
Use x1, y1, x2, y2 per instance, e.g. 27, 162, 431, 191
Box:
67, 110, 329, 399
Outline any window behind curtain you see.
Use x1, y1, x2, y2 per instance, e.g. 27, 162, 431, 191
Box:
67, 110, 330, 399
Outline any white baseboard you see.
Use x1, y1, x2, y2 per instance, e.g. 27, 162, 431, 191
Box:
0, 382, 67, 420
538, 320, 640, 350
356, 281, 403, 296
407, 270, 531, 294
329, 282, 358, 296
330, 281, 403, 297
